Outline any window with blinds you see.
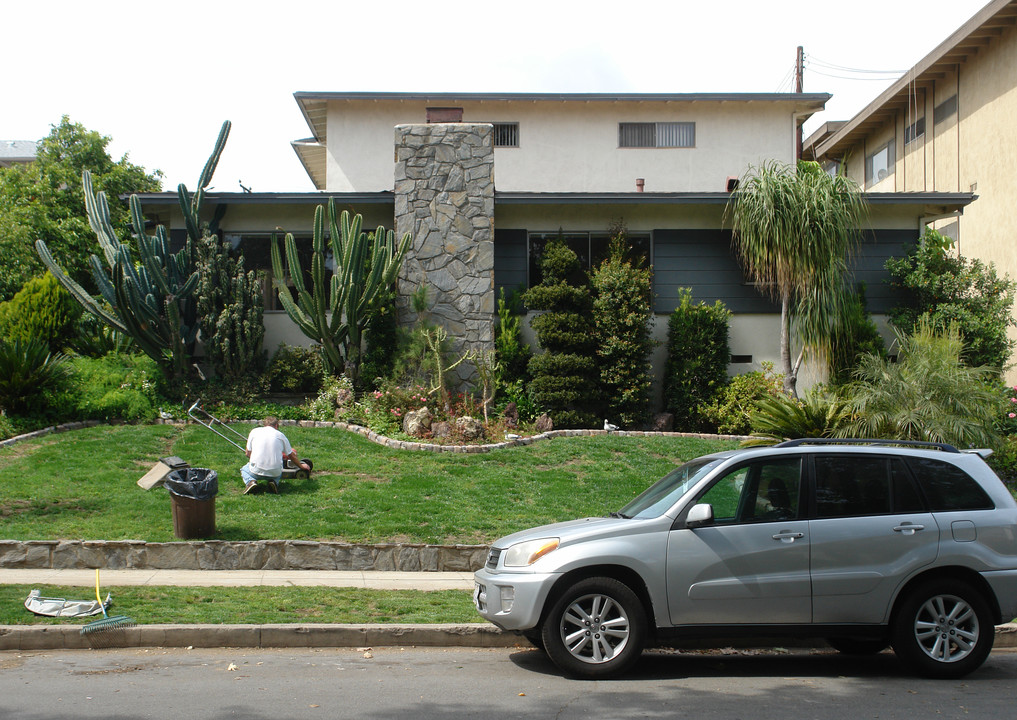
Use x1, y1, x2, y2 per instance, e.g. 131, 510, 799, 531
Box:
619, 121, 695, 148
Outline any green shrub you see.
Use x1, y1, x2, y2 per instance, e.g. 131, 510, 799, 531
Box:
744, 388, 851, 446
887, 228, 1016, 370
664, 289, 731, 430
591, 234, 654, 428
0, 338, 70, 415
265, 344, 325, 394
360, 287, 400, 390
988, 436, 1017, 488
0, 411, 17, 440
51, 353, 164, 422
523, 238, 599, 428
828, 284, 885, 386
845, 320, 1001, 448
494, 288, 531, 387
305, 374, 356, 421
0, 272, 81, 351
69, 313, 134, 357
698, 362, 784, 435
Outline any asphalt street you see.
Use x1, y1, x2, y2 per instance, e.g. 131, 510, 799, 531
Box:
2, 646, 1016, 720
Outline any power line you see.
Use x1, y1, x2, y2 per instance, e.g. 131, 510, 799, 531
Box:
806, 54, 905, 75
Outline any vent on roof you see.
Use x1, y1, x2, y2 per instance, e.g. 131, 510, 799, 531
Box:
426, 107, 463, 123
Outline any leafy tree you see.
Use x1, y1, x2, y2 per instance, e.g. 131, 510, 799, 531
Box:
886, 228, 1016, 371
827, 283, 885, 387
0, 116, 161, 300
591, 232, 654, 428
523, 237, 600, 428
727, 160, 868, 395
845, 320, 1000, 448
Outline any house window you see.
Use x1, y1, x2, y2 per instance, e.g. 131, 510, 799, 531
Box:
527, 232, 651, 287
934, 95, 957, 125
865, 139, 895, 186
619, 122, 695, 148
823, 160, 842, 178
228, 233, 322, 312
492, 123, 519, 147
904, 116, 925, 145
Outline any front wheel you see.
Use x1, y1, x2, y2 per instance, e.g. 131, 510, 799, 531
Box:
891, 578, 994, 679
540, 577, 647, 679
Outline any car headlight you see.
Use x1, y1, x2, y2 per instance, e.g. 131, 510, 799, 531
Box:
503, 538, 559, 567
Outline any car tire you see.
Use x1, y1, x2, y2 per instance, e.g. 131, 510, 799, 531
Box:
540, 576, 647, 679
522, 630, 545, 652
891, 578, 994, 679
826, 637, 889, 655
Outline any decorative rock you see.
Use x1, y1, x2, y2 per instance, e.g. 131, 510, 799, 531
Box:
403, 406, 433, 437
502, 402, 518, 428
431, 421, 451, 440
455, 416, 484, 440
652, 413, 675, 432
535, 413, 554, 433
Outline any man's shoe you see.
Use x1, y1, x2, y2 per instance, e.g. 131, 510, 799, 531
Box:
243, 481, 257, 495
267, 480, 279, 494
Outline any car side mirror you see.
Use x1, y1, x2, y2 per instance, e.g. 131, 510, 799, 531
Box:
686, 503, 714, 528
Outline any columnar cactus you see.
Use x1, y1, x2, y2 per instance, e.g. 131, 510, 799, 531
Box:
271, 199, 411, 383
36, 122, 232, 381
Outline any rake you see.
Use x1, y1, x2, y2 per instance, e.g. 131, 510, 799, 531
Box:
80, 569, 137, 649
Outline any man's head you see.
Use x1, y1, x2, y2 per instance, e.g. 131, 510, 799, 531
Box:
263, 416, 279, 428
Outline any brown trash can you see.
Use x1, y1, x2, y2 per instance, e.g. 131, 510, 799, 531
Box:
170, 493, 216, 539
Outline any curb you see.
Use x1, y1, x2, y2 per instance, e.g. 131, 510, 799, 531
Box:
4, 623, 1017, 653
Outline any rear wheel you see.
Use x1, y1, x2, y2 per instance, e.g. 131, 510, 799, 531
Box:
891, 578, 994, 679
540, 577, 646, 679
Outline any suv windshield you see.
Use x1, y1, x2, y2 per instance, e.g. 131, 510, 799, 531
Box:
620, 458, 722, 519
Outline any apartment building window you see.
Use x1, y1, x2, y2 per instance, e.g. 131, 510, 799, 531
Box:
492, 123, 519, 147
528, 232, 651, 287
934, 95, 957, 125
904, 116, 926, 145
619, 122, 695, 148
865, 139, 895, 186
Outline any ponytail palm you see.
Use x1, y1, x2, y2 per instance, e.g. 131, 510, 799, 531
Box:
727, 160, 867, 395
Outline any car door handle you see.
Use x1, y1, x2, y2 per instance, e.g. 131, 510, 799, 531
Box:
893, 524, 926, 535
772, 531, 804, 543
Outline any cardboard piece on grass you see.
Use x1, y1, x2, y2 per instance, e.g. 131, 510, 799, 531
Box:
137, 455, 189, 490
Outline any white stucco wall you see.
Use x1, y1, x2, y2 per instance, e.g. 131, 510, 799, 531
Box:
325, 98, 801, 193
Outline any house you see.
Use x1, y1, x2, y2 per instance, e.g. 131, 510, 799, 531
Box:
0, 140, 37, 168
138, 92, 972, 403
806, 0, 1017, 377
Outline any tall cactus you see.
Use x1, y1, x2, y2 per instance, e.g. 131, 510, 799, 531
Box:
35, 121, 231, 381
271, 199, 411, 383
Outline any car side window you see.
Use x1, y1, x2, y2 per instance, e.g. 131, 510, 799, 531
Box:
698, 457, 801, 524
815, 455, 925, 518
906, 457, 994, 511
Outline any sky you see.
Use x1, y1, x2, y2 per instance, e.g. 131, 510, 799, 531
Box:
2, 0, 992, 193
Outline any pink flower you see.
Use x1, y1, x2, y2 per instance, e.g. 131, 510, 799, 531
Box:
1010, 397, 1016, 403
1009, 413, 1015, 418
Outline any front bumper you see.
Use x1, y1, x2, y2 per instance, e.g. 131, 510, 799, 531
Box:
473, 567, 560, 631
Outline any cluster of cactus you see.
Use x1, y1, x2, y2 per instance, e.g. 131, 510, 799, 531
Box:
271, 199, 411, 383
35, 122, 232, 381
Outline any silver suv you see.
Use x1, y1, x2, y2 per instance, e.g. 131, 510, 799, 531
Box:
473, 439, 1017, 679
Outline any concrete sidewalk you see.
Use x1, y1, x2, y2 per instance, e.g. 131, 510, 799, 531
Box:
0, 568, 475, 591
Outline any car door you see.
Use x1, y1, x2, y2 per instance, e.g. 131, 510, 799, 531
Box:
666, 456, 812, 625
808, 454, 939, 623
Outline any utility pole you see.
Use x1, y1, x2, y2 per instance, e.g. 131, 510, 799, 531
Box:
795, 45, 804, 160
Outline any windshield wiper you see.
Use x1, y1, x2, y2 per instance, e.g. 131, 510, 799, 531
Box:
608, 511, 630, 519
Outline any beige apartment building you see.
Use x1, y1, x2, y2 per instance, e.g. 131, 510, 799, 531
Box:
806, 0, 1017, 376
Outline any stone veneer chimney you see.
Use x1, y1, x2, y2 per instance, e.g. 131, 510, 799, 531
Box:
393, 123, 495, 384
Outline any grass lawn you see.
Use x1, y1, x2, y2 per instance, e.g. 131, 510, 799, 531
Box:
2, 585, 475, 625
0, 424, 739, 543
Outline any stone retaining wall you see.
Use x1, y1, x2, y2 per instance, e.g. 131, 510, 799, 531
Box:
0, 540, 488, 572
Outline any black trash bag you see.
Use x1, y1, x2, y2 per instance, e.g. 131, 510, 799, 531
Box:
165, 468, 219, 500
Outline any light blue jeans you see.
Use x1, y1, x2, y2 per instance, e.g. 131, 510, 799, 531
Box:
241, 463, 281, 487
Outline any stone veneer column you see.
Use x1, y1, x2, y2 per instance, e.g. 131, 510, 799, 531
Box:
394, 123, 495, 384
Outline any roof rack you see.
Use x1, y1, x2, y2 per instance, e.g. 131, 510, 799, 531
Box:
774, 438, 961, 453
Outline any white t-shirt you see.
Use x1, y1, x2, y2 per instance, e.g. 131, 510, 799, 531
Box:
246, 425, 292, 476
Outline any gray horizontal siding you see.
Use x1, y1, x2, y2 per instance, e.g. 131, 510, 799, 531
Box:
846, 229, 917, 314
494, 228, 528, 299
653, 229, 777, 314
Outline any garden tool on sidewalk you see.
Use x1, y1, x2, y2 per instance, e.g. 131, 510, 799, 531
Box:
79, 569, 136, 649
